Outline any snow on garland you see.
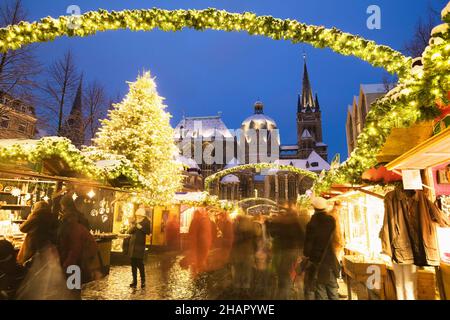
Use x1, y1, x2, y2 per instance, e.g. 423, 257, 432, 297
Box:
204, 162, 318, 190
0, 137, 147, 188
0, 6, 448, 193
0, 8, 410, 76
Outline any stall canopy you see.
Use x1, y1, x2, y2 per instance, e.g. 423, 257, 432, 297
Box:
386, 127, 450, 170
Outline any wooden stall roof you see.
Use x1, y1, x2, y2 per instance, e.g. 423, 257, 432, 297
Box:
376, 121, 434, 164
386, 126, 450, 170
0, 164, 130, 193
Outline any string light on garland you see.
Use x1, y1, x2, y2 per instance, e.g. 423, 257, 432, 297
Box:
204, 162, 318, 190
0, 8, 411, 76
0, 5, 447, 195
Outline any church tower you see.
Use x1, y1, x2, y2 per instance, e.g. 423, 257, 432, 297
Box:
297, 58, 328, 161
61, 77, 84, 148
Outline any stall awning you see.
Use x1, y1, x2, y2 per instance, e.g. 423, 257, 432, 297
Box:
386, 127, 450, 170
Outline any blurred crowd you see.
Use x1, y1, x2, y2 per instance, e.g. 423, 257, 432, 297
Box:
1, 189, 345, 300
180, 196, 345, 300
0, 190, 100, 300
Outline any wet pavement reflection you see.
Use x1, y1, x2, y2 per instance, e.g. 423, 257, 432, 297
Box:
82, 251, 348, 300
82, 252, 231, 300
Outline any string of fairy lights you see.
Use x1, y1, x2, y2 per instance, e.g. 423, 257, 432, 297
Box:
0, 5, 448, 197
204, 162, 317, 191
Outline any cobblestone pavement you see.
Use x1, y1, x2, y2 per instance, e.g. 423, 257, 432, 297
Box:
82, 251, 349, 300
82, 252, 232, 300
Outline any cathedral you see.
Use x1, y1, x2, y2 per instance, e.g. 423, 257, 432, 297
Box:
175, 60, 329, 208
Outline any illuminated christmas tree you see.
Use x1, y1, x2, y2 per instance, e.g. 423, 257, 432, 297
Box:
94, 71, 182, 204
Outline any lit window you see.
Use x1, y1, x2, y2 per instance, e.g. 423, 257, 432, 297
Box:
18, 122, 27, 133
1, 116, 10, 128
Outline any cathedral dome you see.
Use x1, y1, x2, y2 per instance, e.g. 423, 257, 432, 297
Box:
241, 101, 277, 130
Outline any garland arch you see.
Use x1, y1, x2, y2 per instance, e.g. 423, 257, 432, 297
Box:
0, 5, 448, 193
0, 8, 410, 76
205, 162, 317, 190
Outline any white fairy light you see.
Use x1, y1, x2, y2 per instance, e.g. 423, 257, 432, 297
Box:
87, 190, 96, 199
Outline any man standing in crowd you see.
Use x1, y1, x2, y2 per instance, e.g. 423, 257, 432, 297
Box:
303, 197, 340, 300
128, 208, 151, 289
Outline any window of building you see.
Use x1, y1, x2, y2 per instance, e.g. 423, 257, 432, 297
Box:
1, 115, 10, 128
311, 162, 319, 167
18, 122, 27, 133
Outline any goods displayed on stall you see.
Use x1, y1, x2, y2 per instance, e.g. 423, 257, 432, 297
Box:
383, 126, 450, 300
330, 186, 395, 299
0, 178, 57, 250
380, 186, 450, 300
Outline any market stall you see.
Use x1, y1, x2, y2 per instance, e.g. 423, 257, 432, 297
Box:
330, 186, 396, 300
111, 191, 235, 254
0, 139, 128, 276
386, 126, 450, 300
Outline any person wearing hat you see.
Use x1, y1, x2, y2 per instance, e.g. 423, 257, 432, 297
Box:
128, 208, 151, 289
303, 197, 340, 300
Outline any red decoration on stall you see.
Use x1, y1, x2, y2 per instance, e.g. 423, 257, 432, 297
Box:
362, 166, 402, 183
435, 91, 450, 121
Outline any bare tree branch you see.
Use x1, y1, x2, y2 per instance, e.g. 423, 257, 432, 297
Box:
83, 80, 108, 144
40, 50, 80, 135
0, 0, 41, 116
403, 5, 440, 58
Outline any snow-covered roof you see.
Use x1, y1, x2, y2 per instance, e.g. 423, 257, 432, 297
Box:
360, 84, 387, 94
273, 150, 330, 172
221, 174, 240, 184
94, 159, 122, 169
301, 129, 312, 139
241, 114, 277, 130
280, 145, 299, 150
174, 192, 208, 202
315, 142, 327, 147
175, 154, 200, 170
224, 157, 241, 169
0, 139, 38, 148
174, 115, 233, 139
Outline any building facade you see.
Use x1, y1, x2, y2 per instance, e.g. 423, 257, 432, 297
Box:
0, 92, 37, 139
346, 84, 387, 155
174, 60, 330, 207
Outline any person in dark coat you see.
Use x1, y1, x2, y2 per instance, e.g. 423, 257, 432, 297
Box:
17, 201, 58, 265
128, 208, 151, 288
266, 208, 303, 300
0, 240, 26, 300
60, 193, 90, 231
303, 197, 340, 300
57, 209, 99, 300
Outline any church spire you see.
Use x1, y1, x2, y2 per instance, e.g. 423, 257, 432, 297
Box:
314, 93, 320, 112
71, 75, 83, 115
297, 94, 302, 112
61, 75, 84, 147
301, 55, 314, 110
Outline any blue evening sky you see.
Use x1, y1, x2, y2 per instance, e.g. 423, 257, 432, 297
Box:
21, 0, 447, 159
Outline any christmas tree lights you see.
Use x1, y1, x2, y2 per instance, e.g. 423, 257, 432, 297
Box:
93, 71, 182, 205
